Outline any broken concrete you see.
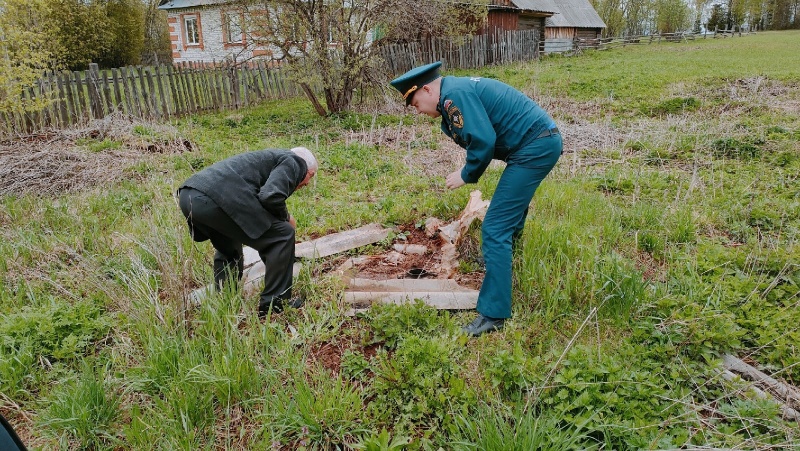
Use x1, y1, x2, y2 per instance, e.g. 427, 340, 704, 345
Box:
296, 223, 391, 259
343, 277, 478, 312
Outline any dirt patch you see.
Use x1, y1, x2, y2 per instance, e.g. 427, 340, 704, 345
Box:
0, 114, 192, 196
341, 222, 484, 290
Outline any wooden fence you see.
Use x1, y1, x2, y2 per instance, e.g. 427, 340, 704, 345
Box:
567, 28, 755, 53
1, 61, 301, 137
376, 29, 541, 75
0, 30, 541, 137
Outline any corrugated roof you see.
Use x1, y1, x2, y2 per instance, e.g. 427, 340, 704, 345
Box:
511, 0, 559, 13
545, 0, 606, 28
158, 0, 228, 10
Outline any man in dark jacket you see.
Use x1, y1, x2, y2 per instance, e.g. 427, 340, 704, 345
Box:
178, 147, 318, 316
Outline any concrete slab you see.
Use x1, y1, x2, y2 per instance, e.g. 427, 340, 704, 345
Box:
296, 223, 391, 259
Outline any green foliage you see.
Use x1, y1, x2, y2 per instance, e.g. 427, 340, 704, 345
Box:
364, 300, 456, 349
352, 429, 410, 451
711, 137, 762, 159
368, 334, 472, 431
266, 371, 368, 447
450, 403, 598, 450
39, 361, 121, 449
45, 0, 112, 70
341, 349, 372, 381
483, 346, 535, 398
0, 0, 53, 115
595, 173, 634, 194
0, 298, 113, 361
646, 96, 700, 116
97, 0, 145, 68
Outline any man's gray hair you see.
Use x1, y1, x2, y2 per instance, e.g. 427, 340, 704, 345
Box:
290, 146, 318, 172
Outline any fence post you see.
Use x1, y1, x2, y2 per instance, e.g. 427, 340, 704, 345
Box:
87, 63, 104, 119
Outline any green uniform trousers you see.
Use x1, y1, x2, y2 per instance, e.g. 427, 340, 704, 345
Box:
477, 133, 562, 319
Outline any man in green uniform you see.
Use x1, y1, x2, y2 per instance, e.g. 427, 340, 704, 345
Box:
178, 147, 317, 317
391, 62, 562, 337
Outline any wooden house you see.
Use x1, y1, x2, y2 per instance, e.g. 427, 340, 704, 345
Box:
485, 0, 559, 47
543, 0, 606, 52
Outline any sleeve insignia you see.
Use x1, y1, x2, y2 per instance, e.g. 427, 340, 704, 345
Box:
443, 99, 452, 110
447, 105, 464, 129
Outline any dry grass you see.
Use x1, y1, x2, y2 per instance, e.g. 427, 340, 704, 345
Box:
0, 113, 193, 196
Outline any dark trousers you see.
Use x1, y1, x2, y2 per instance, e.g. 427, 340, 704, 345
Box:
178, 187, 296, 306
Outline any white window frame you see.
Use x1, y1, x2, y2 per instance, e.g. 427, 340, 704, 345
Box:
184, 14, 200, 45
224, 12, 244, 44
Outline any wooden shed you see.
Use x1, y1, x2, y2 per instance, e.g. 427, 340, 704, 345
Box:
543, 0, 606, 52
485, 0, 559, 49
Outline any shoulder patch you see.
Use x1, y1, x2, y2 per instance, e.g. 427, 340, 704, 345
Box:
443, 99, 452, 110
447, 104, 464, 129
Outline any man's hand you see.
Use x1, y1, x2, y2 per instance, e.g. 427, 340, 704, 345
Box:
288, 214, 297, 229
446, 169, 466, 190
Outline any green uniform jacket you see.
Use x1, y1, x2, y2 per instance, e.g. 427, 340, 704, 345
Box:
179, 149, 307, 239
438, 76, 555, 183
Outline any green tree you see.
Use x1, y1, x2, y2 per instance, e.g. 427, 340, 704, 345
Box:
45, 0, 112, 71
623, 0, 655, 35
655, 0, 692, 32
706, 3, 726, 30
142, 0, 172, 65
97, 0, 145, 68
0, 0, 53, 115
592, 0, 627, 36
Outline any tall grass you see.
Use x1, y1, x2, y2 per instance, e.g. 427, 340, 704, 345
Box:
1, 31, 798, 449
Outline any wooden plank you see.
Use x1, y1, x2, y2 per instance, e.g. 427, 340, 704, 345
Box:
40, 77, 56, 128
166, 64, 182, 115
176, 62, 196, 113
241, 262, 303, 297
207, 64, 219, 110
73, 70, 88, 122
22, 88, 35, 133
127, 67, 144, 118
119, 67, 134, 116
87, 63, 103, 119
253, 61, 265, 101
189, 261, 302, 304
295, 223, 391, 259
101, 71, 113, 115
111, 68, 123, 113
723, 354, 800, 409
145, 66, 160, 119
137, 66, 152, 118
56, 73, 70, 126
184, 62, 197, 113
155, 65, 169, 119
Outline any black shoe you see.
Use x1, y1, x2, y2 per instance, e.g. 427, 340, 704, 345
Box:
258, 296, 304, 318
462, 314, 505, 337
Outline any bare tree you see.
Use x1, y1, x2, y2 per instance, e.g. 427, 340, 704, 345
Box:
235, 0, 487, 116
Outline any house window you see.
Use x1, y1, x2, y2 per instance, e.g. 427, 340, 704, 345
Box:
224, 12, 244, 44
184, 15, 200, 45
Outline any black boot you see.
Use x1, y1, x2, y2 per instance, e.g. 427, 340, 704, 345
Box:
258, 295, 304, 318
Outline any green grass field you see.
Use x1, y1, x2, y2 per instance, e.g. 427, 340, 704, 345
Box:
1, 30, 799, 449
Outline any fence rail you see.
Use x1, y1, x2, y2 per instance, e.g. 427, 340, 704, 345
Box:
570, 28, 754, 53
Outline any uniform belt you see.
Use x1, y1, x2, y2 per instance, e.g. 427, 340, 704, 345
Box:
536, 127, 560, 139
